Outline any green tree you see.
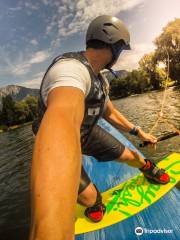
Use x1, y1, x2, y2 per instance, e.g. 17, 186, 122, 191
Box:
14, 101, 29, 124
109, 69, 151, 98
1, 95, 15, 127
24, 95, 38, 121
154, 67, 168, 87
107, 19, 180, 99
154, 18, 180, 85
128, 70, 150, 93
109, 77, 129, 98
138, 52, 162, 90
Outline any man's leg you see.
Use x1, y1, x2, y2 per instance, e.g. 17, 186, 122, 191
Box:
77, 166, 106, 222
78, 182, 97, 207
116, 147, 170, 184
116, 147, 146, 168
82, 124, 170, 186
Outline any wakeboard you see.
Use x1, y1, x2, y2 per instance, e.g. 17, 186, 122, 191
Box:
75, 152, 180, 234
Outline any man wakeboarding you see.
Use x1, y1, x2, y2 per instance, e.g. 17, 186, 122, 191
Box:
30, 15, 170, 240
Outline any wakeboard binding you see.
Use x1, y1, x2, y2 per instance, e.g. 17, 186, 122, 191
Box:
140, 159, 170, 184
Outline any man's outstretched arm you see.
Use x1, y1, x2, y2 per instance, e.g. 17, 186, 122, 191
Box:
103, 99, 157, 143
30, 87, 84, 240
103, 99, 134, 131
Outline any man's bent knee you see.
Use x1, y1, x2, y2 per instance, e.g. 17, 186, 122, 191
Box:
77, 182, 97, 207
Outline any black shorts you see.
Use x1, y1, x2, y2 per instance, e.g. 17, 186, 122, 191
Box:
78, 124, 125, 194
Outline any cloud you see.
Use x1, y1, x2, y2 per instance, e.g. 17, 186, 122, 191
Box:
20, 72, 44, 89
10, 63, 32, 76
14, 50, 49, 75
13, 50, 49, 76
65, 0, 145, 36
45, 0, 146, 49
29, 51, 49, 64
30, 39, 38, 46
0, 48, 50, 76
24, 2, 39, 10
8, 6, 22, 11
113, 42, 155, 71
41, 0, 50, 5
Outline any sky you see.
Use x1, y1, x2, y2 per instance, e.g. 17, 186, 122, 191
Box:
0, 0, 179, 89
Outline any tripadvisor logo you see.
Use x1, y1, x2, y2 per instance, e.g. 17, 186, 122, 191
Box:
135, 226, 173, 235
135, 227, 143, 236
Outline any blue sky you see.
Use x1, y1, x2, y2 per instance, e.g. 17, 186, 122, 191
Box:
0, 0, 179, 89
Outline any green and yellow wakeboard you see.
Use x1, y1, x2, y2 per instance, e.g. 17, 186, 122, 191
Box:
75, 153, 180, 234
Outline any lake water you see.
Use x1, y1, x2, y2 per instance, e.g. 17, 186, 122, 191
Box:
0, 88, 179, 240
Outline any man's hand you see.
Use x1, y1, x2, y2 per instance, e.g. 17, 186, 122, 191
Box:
103, 99, 157, 148
138, 129, 157, 148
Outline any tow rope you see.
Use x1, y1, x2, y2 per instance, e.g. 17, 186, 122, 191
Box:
141, 48, 180, 147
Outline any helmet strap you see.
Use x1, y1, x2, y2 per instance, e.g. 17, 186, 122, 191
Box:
105, 41, 125, 69
107, 68, 118, 79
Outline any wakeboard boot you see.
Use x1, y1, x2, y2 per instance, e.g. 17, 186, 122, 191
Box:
140, 159, 170, 184
84, 185, 106, 222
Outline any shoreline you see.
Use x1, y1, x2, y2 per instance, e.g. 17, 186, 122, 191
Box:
0, 86, 179, 133
0, 121, 32, 133
110, 85, 177, 100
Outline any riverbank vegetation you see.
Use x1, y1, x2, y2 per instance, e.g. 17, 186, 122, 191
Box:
0, 95, 38, 132
110, 18, 180, 99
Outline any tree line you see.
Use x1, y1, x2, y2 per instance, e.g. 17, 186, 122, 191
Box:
109, 18, 180, 99
0, 95, 38, 131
